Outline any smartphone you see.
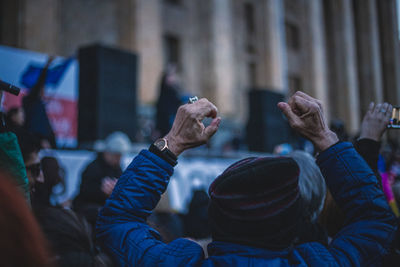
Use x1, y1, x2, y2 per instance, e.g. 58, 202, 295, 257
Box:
388, 107, 400, 129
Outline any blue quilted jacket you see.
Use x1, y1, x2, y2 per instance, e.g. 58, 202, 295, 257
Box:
96, 142, 397, 266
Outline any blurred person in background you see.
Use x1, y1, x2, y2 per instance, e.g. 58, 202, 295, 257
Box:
330, 119, 349, 142
35, 207, 113, 267
18, 132, 45, 198
318, 102, 400, 266
97, 93, 395, 266
0, 91, 30, 202
183, 189, 212, 256
23, 57, 56, 148
319, 103, 393, 237
74, 132, 132, 227
5, 106, 26, 138
33, 156, 65, 208
0, 170, 53, 267
155, 64, 184, 138
320, 102, 395, 237
183, 189, 211, 240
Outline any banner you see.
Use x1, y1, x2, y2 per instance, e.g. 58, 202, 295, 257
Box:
0, 45, 78, 147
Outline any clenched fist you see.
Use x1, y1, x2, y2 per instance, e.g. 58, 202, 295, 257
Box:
278, 91, 338, 151
165, 98, 221, 156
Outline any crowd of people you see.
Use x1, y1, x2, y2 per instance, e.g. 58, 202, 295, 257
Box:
1, 59, 400, 266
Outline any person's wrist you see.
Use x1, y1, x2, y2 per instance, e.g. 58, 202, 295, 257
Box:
359, 130, 382, 142
359, 135, 380, 142
312, 130, 339, 151
164, 134, 184, 157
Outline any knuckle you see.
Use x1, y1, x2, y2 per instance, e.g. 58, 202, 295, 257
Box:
291, 121, 300, 128
310, 103, 319, 111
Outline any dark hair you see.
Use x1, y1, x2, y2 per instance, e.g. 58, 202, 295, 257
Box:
330, 119, 348, 142
0, 170, 53, 267
34, 207, 113, 267
18, 132, 41, 162
41, 156, 65, 190
184, 190, 211, 239
5, 107, 21, 127
32, 156, 66, 207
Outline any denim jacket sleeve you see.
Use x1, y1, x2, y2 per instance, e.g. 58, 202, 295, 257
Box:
96, 150, 204, 267
316, 142, 397, 266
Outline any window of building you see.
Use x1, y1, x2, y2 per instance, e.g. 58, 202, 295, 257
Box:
164, 0, 182, 5
244, 2, 256, 53
285, 22, 300, 50
288, 75, 302, 93
163, 34, 181, 68
244, 3, 255, 34
248, 62, 257, 88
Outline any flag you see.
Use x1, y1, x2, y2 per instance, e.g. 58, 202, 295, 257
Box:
20, 58, 73, 89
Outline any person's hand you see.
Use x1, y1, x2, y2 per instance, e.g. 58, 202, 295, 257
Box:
165, 98, 221, 156
278, 91, 338, 151
359, 102, 392, 142
101, 177, 117, 196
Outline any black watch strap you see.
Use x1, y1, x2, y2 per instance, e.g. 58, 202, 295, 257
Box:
0, 112, 6, 133
149, 143, 178, 167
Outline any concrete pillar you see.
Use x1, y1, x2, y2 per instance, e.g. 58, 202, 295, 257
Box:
117, 0, 135, 51
261, 0, 288, 93
210, 0, 236, 115
304, 0, 330, 119
354, 0, 384, 116
131, 0, 163, 104
324, 0, 360, 134
0, 0, 22, 47
377, 0, 400, 106
20, 0, 60, 54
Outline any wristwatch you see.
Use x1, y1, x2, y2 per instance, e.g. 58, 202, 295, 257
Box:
149, 138, 178, 166
0, 112, 6, 133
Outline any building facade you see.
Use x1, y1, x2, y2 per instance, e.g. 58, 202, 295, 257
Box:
1, 0, 400, 134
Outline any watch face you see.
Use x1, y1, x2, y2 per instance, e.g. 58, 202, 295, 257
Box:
154, 138, 167, 151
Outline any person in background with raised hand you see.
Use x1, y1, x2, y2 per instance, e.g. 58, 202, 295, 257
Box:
320, 101, 397, 239
97, 93, 396, 266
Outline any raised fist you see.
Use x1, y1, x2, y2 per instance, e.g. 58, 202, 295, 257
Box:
165, 98, 221, 156
278, 91, 338, 151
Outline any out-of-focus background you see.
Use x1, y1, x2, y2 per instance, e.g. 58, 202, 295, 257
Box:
1, 0, 400, 210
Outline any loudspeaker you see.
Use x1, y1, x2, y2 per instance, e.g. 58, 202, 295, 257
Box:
78, 44, 138, 145
246, 89, 292, 152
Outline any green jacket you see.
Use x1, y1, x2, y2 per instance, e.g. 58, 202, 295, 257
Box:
0, 132, 30, 203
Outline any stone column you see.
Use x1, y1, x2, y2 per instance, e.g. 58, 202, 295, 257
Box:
20, 0, 60, 54
209, 0, 236, 115
304, 0, 330, 120
131, 0, 163, 104
354, 0, 383, 116
261, 0, 288, 93
377, 0, 400, 106
0, 0, 22, 47
117, 0, 135, 51
324, 0, 360, 134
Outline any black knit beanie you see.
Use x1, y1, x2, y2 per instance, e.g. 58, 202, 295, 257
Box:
208, 156, 303, 249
